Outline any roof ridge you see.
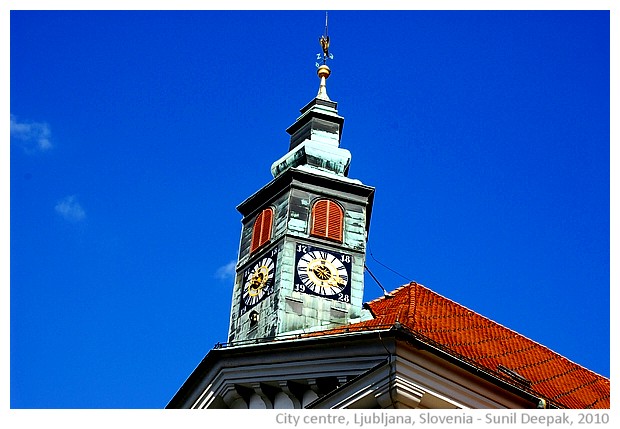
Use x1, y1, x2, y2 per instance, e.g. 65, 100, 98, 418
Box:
364, 283, 411, 306
406, 281, 417, 328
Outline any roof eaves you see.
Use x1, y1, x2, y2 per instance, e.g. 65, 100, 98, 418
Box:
389, 322, 552, 409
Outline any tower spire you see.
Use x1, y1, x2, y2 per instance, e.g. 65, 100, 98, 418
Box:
271, 12, 350, 179
316, 12, 333, 101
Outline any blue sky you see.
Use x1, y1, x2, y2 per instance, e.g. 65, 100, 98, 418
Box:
8, 8, 611, 410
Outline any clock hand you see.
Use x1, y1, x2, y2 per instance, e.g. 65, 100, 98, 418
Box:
313, 265, 331, 280
251, 272, 265, 288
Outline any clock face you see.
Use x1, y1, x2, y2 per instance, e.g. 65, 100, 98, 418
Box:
295, 244, 351, 302
240, 248, 278, 314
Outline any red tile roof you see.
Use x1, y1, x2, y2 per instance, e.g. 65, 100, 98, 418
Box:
321, 282, 610, 409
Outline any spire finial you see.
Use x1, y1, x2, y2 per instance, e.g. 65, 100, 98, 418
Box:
316, 12, 333, 101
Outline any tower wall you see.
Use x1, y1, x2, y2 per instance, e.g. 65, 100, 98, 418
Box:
228, 169, 374, 344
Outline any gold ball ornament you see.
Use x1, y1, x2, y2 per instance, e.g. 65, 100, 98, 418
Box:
317, 64, 331, 79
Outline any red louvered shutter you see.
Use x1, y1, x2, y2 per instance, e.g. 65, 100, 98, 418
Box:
250, 216, 262, 253
311, 200, 329, 237
260, 208, 273, 246
311, 200, 343, 242
326, 202, 343, 241
250, 208, 273, 253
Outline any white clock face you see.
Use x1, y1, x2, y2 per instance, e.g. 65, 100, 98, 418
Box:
295, 246, 350, 298
242, 256, 276, 308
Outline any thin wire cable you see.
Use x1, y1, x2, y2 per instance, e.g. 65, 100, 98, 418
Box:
364, 264, 390, 296
367, 244, 413, 283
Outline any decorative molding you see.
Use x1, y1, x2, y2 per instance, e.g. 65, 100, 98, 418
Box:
374, 375, 425, 409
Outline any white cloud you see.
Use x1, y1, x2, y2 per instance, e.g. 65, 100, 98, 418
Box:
215, 260, 237, 280
55, 195, 86, 222
10, 114, 53, 153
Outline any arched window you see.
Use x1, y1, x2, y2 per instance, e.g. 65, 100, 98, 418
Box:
310, 199, 343, 242
250, 208, 273, 253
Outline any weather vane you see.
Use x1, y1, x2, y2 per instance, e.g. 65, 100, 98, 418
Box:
316, 12, 333, 67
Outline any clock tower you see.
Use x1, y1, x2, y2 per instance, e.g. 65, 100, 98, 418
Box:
227, 28, 374, 345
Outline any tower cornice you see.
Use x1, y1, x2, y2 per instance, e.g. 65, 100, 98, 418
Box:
237, 166, 375, 227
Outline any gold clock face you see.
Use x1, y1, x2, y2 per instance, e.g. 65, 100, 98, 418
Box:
295, 245, 351, 300
241, 254, 276, 310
